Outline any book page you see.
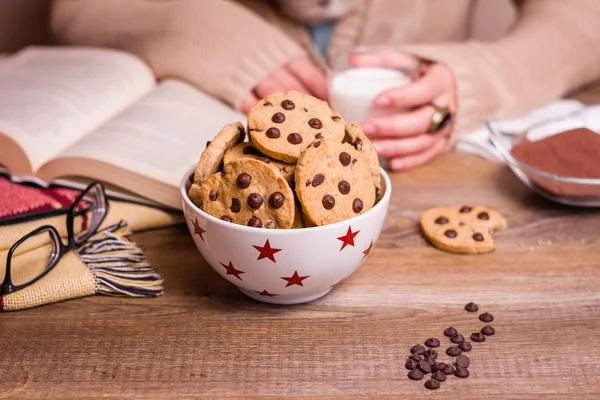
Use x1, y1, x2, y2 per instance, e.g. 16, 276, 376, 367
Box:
0, 46, 155, 172
48, 80, 246, 187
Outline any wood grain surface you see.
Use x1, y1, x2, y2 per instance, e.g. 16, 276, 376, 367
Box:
1, 152, 600, 399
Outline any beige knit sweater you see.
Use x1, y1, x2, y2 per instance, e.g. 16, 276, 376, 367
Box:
50, 0, 600, 137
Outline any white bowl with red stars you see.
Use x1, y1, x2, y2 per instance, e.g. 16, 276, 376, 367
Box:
180, 165, 391, 305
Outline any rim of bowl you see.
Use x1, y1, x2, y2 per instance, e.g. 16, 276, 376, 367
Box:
180, 164, 392, 234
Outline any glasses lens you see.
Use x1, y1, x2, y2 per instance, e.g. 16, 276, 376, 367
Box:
72, 183, 107, 245
7, 228, 60, 287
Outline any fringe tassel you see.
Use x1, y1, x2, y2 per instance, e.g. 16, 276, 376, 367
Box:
76, 221, 163, 297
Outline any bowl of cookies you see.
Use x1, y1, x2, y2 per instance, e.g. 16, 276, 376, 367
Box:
180, 91, 391, 304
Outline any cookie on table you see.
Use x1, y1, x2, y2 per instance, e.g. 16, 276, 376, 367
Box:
344, 122, 381, 199
248, 91, 345, 163
201, 158, 295, 229
420, 205, 507, 254
188, 122, 245, 207
224, 142, 295, 183
295, 138, 376, 226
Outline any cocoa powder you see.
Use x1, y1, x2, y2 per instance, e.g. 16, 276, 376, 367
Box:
510, 128, 600, 197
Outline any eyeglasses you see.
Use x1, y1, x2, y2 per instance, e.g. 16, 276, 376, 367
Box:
1, 182, 108, 295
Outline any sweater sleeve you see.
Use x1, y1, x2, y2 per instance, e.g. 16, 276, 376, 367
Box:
50, 0, 307, 109
401, 0, 600, 138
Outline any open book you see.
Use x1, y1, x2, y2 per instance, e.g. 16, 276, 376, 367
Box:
0, 46, 246, 210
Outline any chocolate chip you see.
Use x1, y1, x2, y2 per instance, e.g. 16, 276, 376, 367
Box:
477, 211, 490, 220
272, 112, 285, 123
442, 364, 455, 375
220, 216, 232, 222
471, 332, 486, 342
305, 179, 311, 187
247, 217, 262, 228
312, 174, 325, 187
313, 140, 321, 148
446, 346, 461, 356
444, 229, 458, 238
481, 325, 495, 336
423, 349, 438, 359
352, 199, 363, 213
479, 312, 494, 322
315, 133, 323, 139
410, 353, 422, 361
338, 180, 350, 195
263, 101, 273, 107
424, 379, 440, 390
351, 158, 357, 165
247, 193, 264, 209
236, 173, 251, 189
418, 360, 431, 374
435, 216, 449, 225
266, 127, 281, 138
425, 338, 440, 348
456, 355, 470, 368
450, 334, 464, 344
410, 344, 426, 354
287, 133, 303, 145
408, 368, 424, 380
459, 205, 472, 213
472, 233, 484, 242
339, 152, 351, 166
230, 198, 241, 213
464, 302, 479, 312
427, 357, 436, 367
281, 99, 295, 110
209, 190, 218, 201
454, 367, 470, 378
433, 362, 446, 372
243, 145, 258, 154
308, 118, 322, 129
256, 156, 271, 164
332, 115, 341, 121
322, 195, 335, 210
353, 138, 363, 148
406, 358, 419, 370
459, 341, 472, 352
269, 192, 284, 209
432, 371, 446, 382
444, 327, 458, 337
302, 107, 308, 112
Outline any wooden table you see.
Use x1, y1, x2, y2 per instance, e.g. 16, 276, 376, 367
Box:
2, 152, 600, 399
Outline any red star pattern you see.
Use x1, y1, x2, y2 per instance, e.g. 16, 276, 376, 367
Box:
219, 261, 245, 280
281, 271, 310, 287
337, 226, 360, 251
252, 239, 282, 263
255, 289, 278, 297
192, 218, 206, 242
362, 240, 375, 260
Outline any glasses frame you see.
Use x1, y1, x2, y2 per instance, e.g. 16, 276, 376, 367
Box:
1, 182, 108, 295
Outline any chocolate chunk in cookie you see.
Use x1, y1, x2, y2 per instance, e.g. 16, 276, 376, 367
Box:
224, 142, 295, 183
343, 122, 381, 200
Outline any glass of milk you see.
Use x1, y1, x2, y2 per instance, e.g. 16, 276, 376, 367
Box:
328, 47, 417, 122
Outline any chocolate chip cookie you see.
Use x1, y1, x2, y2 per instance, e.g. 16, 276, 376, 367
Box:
201, 158, 295, 229
295, 138, 375, 226
224, 142, 295, 183
344, 122, 381, 199
248, 91, 345, 163
420, 205, 506, 254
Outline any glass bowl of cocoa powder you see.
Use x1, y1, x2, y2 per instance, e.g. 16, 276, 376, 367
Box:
486, 117, 600, 207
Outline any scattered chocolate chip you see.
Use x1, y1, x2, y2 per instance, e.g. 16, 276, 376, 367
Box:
410, 345, 426, 354
418, 360, 432, 374
312, 174, 325, 187
308, 118, 322, 129
406, 358, 419, 370
481, 325, 495, 336
479, 312, 494, 322
230, 198, 241, 213
454, 367, 470, 378
247, 217, 262, 228
424, 379, 440, 390
339, 152, 351, 166
236, 173, 251, 189
269, 192, 284, 209
442, 364, 455, 375
266, 127, 281, 138
433, 362, 446, 372
220, 216, 232, 222
432, 371, 447, 382
446, 346, 461, 357
477, 211, 490, 220
408, 369, 424, 380
263, 101, 273, 107
472, 233, 484, 242
209, 190, 218, 201
322, 195, 335, 210
313, 133, 323, 140
456, 355, 470, 368
352, 199, 363, 213
302, 107, 308, 112
465, 302, 479, 312
281, 99, 295, 110
435, 217, 449, 225
450, 334, 464, 344
459, 206, 472, 213
243, 145, 257, 154
458, 341, 472, 352
425, 338, 440, 348
444, 229, 458, 238
351, 158, 357, 165
410, 353, 422, 361
338, 180, 351, 195
287, 133, 303, 145
332, 115, 341, 121
313, 140, 321, 148
247, 193, 264, 209
444, 327, 458, 337
427, 358, 436, 367
272, 112, 285, 123
471, 332, 486, 342
423, 349, 438, 359
305, 179, 311, 187
256, 156, 271, 164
